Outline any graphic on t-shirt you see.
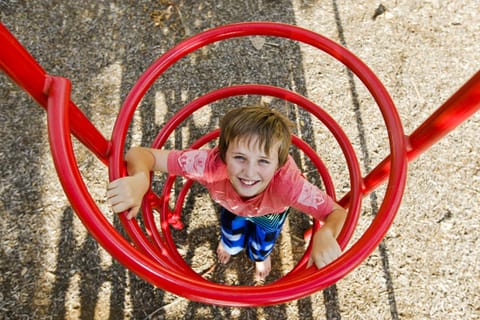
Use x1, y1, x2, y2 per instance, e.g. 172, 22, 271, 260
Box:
178, 150, 208, 176
297, 180, 326, 209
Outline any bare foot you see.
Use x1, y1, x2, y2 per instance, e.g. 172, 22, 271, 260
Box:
216, 241, 231, 264
255, 255, 271, 281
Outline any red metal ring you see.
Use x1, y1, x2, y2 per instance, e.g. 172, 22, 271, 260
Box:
106, 22, 407, 306
148, 84, 362, 280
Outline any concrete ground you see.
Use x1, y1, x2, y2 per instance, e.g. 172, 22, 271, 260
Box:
1, 1, 478, 319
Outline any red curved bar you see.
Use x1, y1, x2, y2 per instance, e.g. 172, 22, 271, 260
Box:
108, 22, 407, 305
43, 73, 380, 305
147, 85, 362, 278
45, 77, 189, 292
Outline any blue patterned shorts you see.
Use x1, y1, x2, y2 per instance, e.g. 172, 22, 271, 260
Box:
219, 207, 289, 262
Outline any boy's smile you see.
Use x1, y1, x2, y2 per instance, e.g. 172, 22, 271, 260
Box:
238, 178, 258, 186
225, 136, 280, 198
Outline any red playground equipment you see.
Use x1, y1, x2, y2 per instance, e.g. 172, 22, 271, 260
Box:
1, 22, 479, 307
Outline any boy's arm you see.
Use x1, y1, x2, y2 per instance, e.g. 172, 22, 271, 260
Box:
319, 202, 347, 238
307, 202, 347, 269
125, 146, 170, 174
106, 147, 170, 219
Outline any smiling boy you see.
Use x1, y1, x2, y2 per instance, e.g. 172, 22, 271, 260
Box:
107, 105, 347, 281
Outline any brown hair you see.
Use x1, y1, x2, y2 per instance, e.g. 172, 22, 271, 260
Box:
218, 105, 294, 166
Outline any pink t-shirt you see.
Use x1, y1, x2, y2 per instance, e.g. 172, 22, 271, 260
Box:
167, 148, 334, 221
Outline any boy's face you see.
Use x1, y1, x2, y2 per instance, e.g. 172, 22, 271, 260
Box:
225, 136, 280, 198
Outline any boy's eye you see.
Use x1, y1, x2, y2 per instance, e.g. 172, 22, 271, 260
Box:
259, 159, 270, 165
234, 155, 246, 161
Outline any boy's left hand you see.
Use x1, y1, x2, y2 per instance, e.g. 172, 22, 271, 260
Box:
307, 227, 342, 269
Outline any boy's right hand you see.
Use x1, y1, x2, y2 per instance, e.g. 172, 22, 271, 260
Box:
106, 172, 150, 219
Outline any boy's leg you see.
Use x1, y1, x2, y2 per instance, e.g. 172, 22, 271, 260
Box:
246, 211, 288, 280
217, 208, 248, 264
247, 226, 281, 262
248, 226, 281, 281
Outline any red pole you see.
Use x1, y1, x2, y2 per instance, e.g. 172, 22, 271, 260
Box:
406, 71, 480, 160
0, 22, 111, 163
339, 70, 480, 206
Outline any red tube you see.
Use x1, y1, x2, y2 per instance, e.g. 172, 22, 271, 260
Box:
0, 22, 110, 163
108, 22, 407, 305
339, 70, 480, 205
147, 85, 362, 278
407, 71, 480, 160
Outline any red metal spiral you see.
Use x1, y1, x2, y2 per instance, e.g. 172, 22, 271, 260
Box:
6, 21, 477, 307
107, 22, 408, 306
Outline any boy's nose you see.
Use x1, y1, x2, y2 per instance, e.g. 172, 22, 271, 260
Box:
244, 162, 257, 178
